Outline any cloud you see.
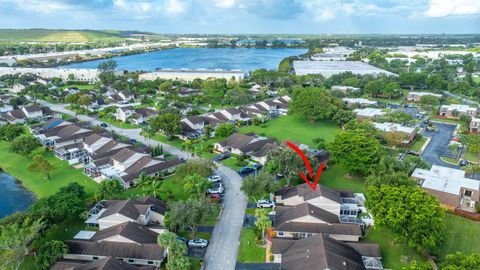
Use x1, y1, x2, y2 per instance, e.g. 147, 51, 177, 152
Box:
425, 0, 480, 17
215, 0, 236, 9
1, 0, 74, 14
164, 0, 188, 15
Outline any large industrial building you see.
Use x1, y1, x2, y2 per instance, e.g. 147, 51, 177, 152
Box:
0, 67, 123, 82
293, 60, 396, 78
138, 69, 246, 82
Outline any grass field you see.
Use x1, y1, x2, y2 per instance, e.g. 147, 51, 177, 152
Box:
237, 228, 266, 263
436, 214, 480, 259
411, 136, 427, 152
364, 225, 430, 269
320, 164, 365, 192
465, 148, 480, 164
99, 116, 141, 129
240, 115, 342, 147
0, 141, 98, 198
0, 29, 126, 42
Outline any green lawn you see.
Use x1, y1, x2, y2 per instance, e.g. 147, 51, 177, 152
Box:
411, 136, 427, 152
152, 134, 221, 159
220, 156, 248, 171
99, 116, 141, 129
465, 148, 480, 164
364, 225, 430, 269
58, 84, 98, 91
319, 164, 365, 193
240, 115, 342, 147
440, 156, 459, 165
237, 228, 266, 263
436, 214, 480, 259
0, 141, 98, 198
431, 117, 462, 125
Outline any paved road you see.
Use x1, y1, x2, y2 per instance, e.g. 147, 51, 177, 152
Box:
36, 100, 248, 270
421, 122, 459, 168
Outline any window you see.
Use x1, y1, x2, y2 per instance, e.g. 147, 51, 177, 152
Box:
128, 259, 134, 263
92, 257, 99, 261
148, 261, 154, 265
277, 232, 284, 236
465, 190, 473, 197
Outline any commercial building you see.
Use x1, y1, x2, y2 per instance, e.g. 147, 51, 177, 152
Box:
293, 61, 396, 78
439, 104, 478, 119
342, 98, 377, 108
138, 69, 245, 82
0, 67, 122, 82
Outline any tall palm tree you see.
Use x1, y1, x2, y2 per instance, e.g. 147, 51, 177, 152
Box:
144, 179, 163, 198
136, 172, 154, 197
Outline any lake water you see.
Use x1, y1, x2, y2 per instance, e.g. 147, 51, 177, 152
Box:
0, 171, 36, 219
60, 48, 307, 71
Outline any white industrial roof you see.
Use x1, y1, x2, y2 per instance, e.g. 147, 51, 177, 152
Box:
408, 91, 442, 98
293, 60, 396, 78
412, 165, 480, 195
342, 98, 377, 105
440, 104, 477, 113
353, 108, 386, 117
373, 122, 415, 134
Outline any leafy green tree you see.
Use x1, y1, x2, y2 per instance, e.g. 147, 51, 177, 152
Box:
202, 78, 227, 104
312, 137, 327, 150
266, 145, 319, 186
289, 88, 336, 122
10, 135, 41, 157
225, 87, 252, 105
419, 95, 440, 112
364, 79, 384, 97
255, 209, 272, 243
215, 123, 235, 138
241, 171, 279, 199
159, 81, 174, 93
366, 185, 445, 252
0, 124, 24, 141
144, 179, 163, 198
97, 60, 118, 85
0, 217, 45, 270
183, 174, 211, 198
157, 232, 190, 270
175, 158, 214, 179
167, 198, 219, 237
332, 109, 355, 126
94, 179, 124, 200
441, 252, 480, 270
400, 72, 427, 91
135, 172, 156, 197
149, 113, 182, 139
328, 131, 382, 175
35, 240, 68, 270
28, 155, 55, 180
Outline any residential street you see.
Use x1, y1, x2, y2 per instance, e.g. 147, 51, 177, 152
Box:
36, 100, 247, 270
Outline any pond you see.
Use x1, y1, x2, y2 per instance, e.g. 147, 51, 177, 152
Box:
60, 48, 307, 72
0, 171, 36, 219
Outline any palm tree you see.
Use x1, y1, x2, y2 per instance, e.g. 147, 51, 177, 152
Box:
136, 172, 154, 197
255, 208, 272, 244
144, 179, 163, 198
183, 174, 211, 198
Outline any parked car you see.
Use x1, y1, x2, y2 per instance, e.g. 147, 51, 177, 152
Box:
217, 151, 231, 161
460, 160, 469, 166
100, 123, 108, 128
188, 238, 208, 248
238, 166, 255, 175
176, 236, 188, 244
257, 199, 275, 208
208, 194, 221, 202
208, 183, 224, 194
208, 175, 222, 183
423, 118, 430, 124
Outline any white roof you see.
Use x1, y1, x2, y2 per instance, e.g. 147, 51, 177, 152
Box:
293, 60, 396, 78
342, 98, 377, 105
73, 230, 96, 240
353, 108, 386, 117
440, 104, 477, 113
412, 165, 480, 195
408, 91, 442, 98
373, 122, 415, 134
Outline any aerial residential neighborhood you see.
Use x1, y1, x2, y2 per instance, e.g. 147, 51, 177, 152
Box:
0, 1, 480, 270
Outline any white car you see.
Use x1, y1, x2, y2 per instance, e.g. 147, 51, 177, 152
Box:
188, 238, 209, 248
208, 183, 224, 194
208, 175, 222, 183
257, 199, 275, 208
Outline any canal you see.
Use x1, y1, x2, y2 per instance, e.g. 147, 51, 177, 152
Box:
0, 171, 36, 219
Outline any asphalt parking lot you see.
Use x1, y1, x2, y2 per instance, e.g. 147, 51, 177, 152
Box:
421, 122, 459, 168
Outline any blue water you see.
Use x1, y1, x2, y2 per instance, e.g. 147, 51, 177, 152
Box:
0, 171, 36, 219
60, 48, 307, 71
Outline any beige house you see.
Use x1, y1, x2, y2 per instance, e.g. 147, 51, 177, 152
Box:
470, 117, 480, 133
439, 104, 478, 119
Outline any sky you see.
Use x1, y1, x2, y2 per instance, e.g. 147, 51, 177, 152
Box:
0, 0, 479, 34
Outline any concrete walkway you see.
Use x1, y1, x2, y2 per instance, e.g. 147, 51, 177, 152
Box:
36, 100, 247, 270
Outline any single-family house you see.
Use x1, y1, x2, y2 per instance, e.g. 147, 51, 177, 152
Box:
64, 222, 166, 267
85, 197, 167, 232
406, 91, 442, 102
439, 104, 478, 119
342, 98, 377, 108
213, 133, 277, 157
352, 108, 386, 120
412, 165, 480, 212
178, 87, 201, 97
271, 234, 383, 270
470, 117, 480, 133
373, 122, 417, 144
51, 256, 156, 270
116, 107, 156, 124
2, 105, 60, 124
273, 203, 363, 242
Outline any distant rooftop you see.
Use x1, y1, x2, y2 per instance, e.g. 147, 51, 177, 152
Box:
293, 60, 396, 78
412, 165, 480, 195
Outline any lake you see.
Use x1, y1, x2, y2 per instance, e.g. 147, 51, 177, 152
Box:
60, 48, 307, 71
0, 171, 36, 219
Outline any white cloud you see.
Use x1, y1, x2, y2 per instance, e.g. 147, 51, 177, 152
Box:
2, 0, 73, 14
164, 0, 188, 14
425, 0, 480, 17
215, 0, 236, 9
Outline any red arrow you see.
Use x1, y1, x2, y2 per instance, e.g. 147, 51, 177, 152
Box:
286, 141, 325, 191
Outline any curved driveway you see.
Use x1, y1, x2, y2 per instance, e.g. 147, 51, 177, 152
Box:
36, 100, 246, 270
